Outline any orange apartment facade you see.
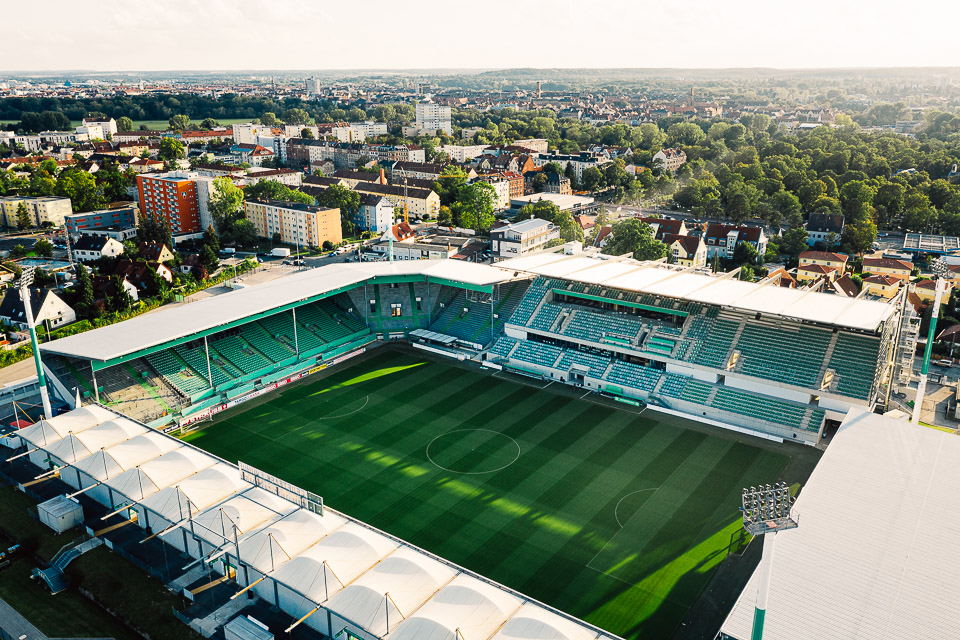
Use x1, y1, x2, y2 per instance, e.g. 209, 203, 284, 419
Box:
136, 173, 201, 235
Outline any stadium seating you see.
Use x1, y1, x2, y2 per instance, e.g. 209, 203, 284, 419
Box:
735, 323, 832, 388
428, 291, 491, 343
296, 303, 354, 342
259, 311, 297, 343
511, 340, 563, 369
711, 387, 807, 430
146, 349, 211, 396
242, 322, 296, 363
488, 336, 519, 359
558, 349, 611, 378
509, 278, 550, 326
659, 374, 713, 404
828, 333, 881, 399
682, 316, 740, 369
211, 335, 273, 375
562, 307, 646, 344
175, 343, 235, 388
528, 303, 564, 333
605, 360, 661, 392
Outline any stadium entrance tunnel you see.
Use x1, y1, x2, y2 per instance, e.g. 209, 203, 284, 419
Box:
426, 429, 521, 474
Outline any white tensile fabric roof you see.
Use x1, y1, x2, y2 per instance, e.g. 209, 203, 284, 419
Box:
73, 432, 178, 480
39, 417, 147, 464
104, 448, 215, 502
387, 573, 523, 640
39, 260, 519, 363
325, 547, 457, 637
491, 602, 602, 640
270, 522, 399, 603
499, 252, 896, 332
178, 487, 296, 546
15, 406, 120, 446
233, 508, 346, 575
139, 463, 250, 523
721, 408, 960, 640
12, 405, 619, 640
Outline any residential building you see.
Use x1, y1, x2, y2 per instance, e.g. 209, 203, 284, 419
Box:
653, 148, 688, 173
797, 263, 840, 284
93, 275, 139, 303
238, 169, 303, 188
359, 194, 394, 233
663, 233, 707, 268
0, 288, 75, 330
352, 182, 440, 220
512, 139, 550, 153
232, 123, 277, 145
123, 157, 164, 173
510, 193, 598, 215
331, 122, 388, 143
862, 274, 902, 299
806, 212, 845, 247
65, 206, 138, 239
640, 216, 688, 241
244, 199, 342, 248
703, 223, 768, 258
914, 279, 952, 303
490, 218, 559, 257
532, 152, 609, 182
414, 99, 452, 135
136, 171, 220, 235
82, 117, 117, 138
370, 239, 461, 260
440, 145, 488, 163
473, 176, 512, 209
543, 173, 572, 195
0, 196, 73, 229
113, 259, 173, 288
230, 143, 274, 167
800, 251, 850, 275
72, 236, 125, 262
75, 225, 138, 243
392, 161, 446, 181
862, 257, 914, 282
331, 169, 380, 189
138, 242, 175, 263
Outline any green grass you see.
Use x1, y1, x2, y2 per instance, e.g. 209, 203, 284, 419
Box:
183, 349, 793, 639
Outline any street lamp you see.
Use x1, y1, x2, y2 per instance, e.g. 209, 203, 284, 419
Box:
16, 266, 52, 418
741, 482, 798, 640
912, 257, 950, 424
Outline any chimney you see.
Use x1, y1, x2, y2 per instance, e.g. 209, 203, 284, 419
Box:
379, 168, 386, 185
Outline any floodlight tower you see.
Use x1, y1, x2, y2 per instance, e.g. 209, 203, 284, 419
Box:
17, 266, 52, 418
912, 258, 951, 424
741, 482, 798, 640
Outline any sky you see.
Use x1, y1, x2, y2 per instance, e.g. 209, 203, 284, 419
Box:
5, 0, 960, 71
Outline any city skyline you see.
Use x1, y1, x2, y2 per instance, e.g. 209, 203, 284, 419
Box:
6, 0, 960, 72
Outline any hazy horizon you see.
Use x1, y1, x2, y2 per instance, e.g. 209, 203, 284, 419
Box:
6, 0, 960, 72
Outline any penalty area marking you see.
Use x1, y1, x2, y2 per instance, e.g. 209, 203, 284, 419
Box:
613, 488, 660, 528
316, 395, 370, 420
426, 429, 521, 475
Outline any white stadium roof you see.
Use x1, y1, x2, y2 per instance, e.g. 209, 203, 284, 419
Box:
39, 260, 520, 363
721, 408, 960, 640
499, 252, 897, 332
5, 405, 620, 640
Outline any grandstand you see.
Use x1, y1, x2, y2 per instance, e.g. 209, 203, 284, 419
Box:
485, 251, 900, 444
39, 252, 900, 443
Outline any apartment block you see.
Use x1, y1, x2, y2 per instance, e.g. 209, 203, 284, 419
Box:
244, 199, 342, 248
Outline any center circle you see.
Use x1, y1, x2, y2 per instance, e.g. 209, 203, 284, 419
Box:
426, 429, 521, 474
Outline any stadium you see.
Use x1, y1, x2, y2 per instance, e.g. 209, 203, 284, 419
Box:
4, 249, 903, 639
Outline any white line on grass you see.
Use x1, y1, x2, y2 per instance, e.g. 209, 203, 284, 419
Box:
316, 395, 370, 420
613, 488, 660, 528
425, 429, 521, 475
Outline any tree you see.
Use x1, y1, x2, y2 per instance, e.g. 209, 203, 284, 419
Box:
666, 122, 706, 147
34, 239, 53, 257
282, 108, 311, 125
138, 212, 173, 248
432, 166, 469, 206
15, 202, 31, 230
260, 112, 279, 126
199, 117, 220, 130
841, 218, 878, 257
55, 169, 105, 212
244, 180, 312, 204
733, 241, 759, 265
208, 177, 246, 244
601, 218, 668, 261
107, 275, 134, 313
168, 114, 191, 130
581, 167, 604, 191
201, 244, 219, 274
73, 264, 95, 318
781, 227, 809, 257
371, 105, 396, 123
301, 128, 314, 139
158, 137, 185, 162
203, 224, 220, 252
455, 182, 497, 232
316, 185, 360, 236
116, 116, 134, 132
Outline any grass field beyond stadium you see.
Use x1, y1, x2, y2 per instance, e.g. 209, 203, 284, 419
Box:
183, 348, 793, 639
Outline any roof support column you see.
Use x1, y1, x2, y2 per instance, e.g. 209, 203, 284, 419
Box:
91, 368, 99, 404
204, 336, 213, 389
292, 308, 300, 355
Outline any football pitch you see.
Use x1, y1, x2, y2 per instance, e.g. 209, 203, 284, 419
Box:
183, 347, 798, 639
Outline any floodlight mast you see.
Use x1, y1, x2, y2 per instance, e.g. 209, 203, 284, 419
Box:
912, 258, 951, 424
17, 267, 52, 418
741, 482, 798, 640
